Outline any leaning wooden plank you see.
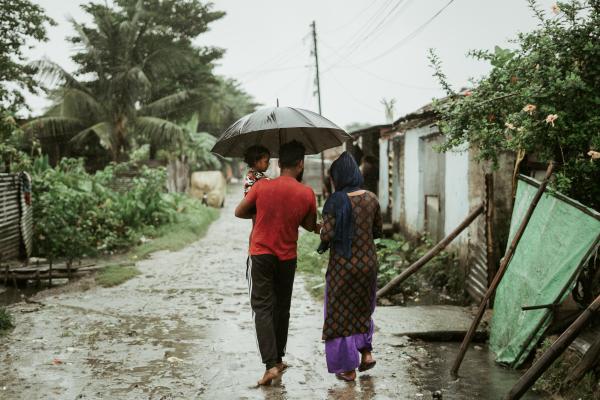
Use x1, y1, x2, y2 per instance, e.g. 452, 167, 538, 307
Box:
397, 330, 489, 343
377, 203, 484, 299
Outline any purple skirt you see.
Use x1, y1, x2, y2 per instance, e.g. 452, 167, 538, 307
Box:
324, 282, 376, 374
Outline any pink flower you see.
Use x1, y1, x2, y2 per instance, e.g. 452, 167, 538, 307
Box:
545, 114, 558, 127
522, 104, 537, 115
551, 4, 561, 14
588, 150, 600, 160
463, 90, 472, 97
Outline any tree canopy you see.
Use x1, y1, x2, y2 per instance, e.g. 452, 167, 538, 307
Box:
24, 0, 252, 164
0, 0, 55, 111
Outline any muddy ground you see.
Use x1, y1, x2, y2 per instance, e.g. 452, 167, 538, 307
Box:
0, 188, 545, 400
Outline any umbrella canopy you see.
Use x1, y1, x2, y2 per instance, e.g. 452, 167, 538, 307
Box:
211, 107, 351, 157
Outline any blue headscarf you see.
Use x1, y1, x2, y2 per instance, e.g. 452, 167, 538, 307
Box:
318, 151, 364, 259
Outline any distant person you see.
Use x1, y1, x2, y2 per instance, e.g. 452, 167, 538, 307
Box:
235, 140, 320, 385
360, 155, 379, 195
318, 151, 382, 382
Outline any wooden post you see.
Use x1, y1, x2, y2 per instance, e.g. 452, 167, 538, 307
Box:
451, 162, 555, 377
485, 173, 496, 304
377, 204, 485, 299
506, 294, 600, 400
48, 259, 53, 287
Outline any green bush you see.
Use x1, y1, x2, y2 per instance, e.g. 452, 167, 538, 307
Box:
0, 308, 14, 334
297, 232, 466, 303
31, 158, 206, 261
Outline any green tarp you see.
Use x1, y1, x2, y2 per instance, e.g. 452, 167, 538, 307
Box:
489, 176, 600, 368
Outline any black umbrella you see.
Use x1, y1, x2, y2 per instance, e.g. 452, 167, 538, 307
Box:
211, 106, 352, 157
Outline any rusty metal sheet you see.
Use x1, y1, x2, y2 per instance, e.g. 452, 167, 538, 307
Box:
0, 173, 30, 260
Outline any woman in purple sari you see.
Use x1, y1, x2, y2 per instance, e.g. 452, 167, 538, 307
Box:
318, 152, 382, 381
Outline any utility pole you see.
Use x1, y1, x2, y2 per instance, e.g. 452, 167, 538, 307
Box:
311, 20, 326, 196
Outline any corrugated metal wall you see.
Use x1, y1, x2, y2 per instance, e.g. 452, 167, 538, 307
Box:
0, 173, 32, 261
466, 216, 489, 302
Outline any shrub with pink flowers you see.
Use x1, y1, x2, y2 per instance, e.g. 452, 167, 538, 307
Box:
429, 0, 600, 211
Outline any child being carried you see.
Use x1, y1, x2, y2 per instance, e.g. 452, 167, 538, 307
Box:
243, 145, 271, 196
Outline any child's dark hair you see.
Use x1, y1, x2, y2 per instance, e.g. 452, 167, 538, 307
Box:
244, 145, 270, 167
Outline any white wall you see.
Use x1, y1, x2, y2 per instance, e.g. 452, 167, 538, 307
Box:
403, 125, 439, 234
444, 145, 470, 241
378, 138, 389, 213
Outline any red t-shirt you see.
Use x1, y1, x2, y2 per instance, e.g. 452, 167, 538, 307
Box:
245, 176, 317, 261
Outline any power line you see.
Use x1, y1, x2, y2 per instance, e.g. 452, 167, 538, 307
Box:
335, 0, 397, 54
332, 0, 414, 63
354, 0, 414, 47
320, 40, 438, 91
242, 65, 310, 85
235, 39, 305, 77
354, 0, 457, 66
322, 0, 385, 34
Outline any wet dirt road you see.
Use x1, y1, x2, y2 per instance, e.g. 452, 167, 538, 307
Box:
0, 188, 544, 400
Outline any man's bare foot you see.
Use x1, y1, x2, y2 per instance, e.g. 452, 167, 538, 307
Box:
276, 362, 289, 373
257, 367, 280, 386
335, 370, 356, 381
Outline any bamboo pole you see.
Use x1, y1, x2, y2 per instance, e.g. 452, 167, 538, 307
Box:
451, 162, 555, 377
377, 203, 484, 299
506, 294, 600, 399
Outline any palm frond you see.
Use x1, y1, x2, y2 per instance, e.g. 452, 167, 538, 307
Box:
22, 117, 85, 139
139, 90, 201, 117
135, 116, 186, 147
68, 17, 105, 79
30, 59, 90, 93
70, 121, 113, 149
59, 88, 105, 119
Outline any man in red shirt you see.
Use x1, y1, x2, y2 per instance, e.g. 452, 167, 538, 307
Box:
235, 140, 319, 385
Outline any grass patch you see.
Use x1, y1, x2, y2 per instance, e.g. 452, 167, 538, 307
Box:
0, 307, 14, 335
297, 233, 328, 299
96, 264, 141, 287
131, 198, 219, 259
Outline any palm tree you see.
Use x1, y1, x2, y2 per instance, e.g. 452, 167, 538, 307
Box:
24, 1, 205, 162
161, 114, 221, 193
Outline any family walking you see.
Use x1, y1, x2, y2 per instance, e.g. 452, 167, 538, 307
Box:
234, 141, 382, 385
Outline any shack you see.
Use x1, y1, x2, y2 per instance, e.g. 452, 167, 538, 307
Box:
353, 102, 516, 301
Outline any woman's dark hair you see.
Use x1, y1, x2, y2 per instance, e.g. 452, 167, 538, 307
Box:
279, 140, 306, 168
243, 145, 270, 167
330, 151, 363, 191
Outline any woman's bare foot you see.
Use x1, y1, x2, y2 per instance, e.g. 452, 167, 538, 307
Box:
257, 367, 280, 386
335, 370, 356, 381
359, 350, 376, 372
361, 351, 374, 364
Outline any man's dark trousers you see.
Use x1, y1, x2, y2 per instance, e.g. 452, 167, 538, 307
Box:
247, 254, 296, 370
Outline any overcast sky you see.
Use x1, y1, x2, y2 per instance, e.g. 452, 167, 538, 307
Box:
24, 0, 556, 129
